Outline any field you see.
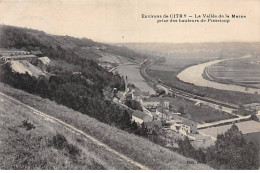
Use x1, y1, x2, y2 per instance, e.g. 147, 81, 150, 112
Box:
0, 82, 210, 170
0, 91, 111, 169
144, 96, 235, 123
198, 120, 260, 138
146, 55, 260, 105
207, 56, 260, 89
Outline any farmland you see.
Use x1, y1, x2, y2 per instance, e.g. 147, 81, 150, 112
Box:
207, 56, 260, 89
119, 42, 260, 105
198, 120, 260, 151
146, 55, 260, 105
142, 96, 235, 123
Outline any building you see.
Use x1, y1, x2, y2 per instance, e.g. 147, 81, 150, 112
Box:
180, 120, 197, 134
132, 110, 153, 124
170, 119, 197, 134
141, 99, 169, 110
156, 106, 168, 120
132, 91, 142, 101
0, 50, 30, 56
35, 57, 51, 71
2, 54, 37, 62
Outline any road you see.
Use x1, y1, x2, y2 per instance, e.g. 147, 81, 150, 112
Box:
140, 58, 239, 108
0, 92, 149, 170
139, 58, 253, 128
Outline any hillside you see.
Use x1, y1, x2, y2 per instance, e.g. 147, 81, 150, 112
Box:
0, 25, 212, 169
116, 42, 260, 58
0, 25, 147, 63
0, 83, 211, 169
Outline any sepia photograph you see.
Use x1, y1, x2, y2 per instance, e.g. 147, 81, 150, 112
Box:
0, 0, 259, 170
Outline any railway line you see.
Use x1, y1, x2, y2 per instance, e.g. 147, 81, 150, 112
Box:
140, 58, 240, 110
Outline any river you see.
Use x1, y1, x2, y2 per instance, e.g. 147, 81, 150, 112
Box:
116, 64, 155, 94
177, 55, 260, 95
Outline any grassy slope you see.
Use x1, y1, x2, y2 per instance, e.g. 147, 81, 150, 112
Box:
0, 91, 123, 169
0, 83, 211, 170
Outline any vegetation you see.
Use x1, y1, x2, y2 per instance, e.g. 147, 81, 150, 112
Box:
0, 82, 210, 169
125, 100, 143, 111
0, 97, 107, 169
0, 25, 150, 136
176, 125, 259, 169
146, 63, 260, 105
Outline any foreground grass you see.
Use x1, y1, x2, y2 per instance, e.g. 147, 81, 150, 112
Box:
0, 83, 211, 169
0, 95, 108, 169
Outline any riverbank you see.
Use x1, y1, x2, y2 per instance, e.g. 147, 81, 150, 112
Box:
177, 55, 260, 95
146, 56, 260, 105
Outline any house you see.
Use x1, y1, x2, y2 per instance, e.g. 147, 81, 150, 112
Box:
35, 57, 51, 71
3, 54, 37, 62
170, 119, 197, 134
141, 99, 169, 110
170, 120, 182, 131
180, 120, 197, 134
0, 50, 29, 56
156, 106, 168, 120
144, 121, 162, 134
132, 91, 142, 101
132, 110, 153, 124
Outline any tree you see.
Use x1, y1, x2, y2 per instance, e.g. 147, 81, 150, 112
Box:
206, 124, 259, 169
178, 106, 185, 114
125, 100, 142, 111
118, 110, 131, 130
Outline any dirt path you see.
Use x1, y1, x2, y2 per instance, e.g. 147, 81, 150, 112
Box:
0, 92, 149, 170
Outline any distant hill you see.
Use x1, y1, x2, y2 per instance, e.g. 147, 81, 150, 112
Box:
0, 25, 147, 62
115, 42, 260, 58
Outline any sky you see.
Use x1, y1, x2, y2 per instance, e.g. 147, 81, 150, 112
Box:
0, 0, 260, 43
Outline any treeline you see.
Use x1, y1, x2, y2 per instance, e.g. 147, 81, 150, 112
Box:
0, 25, 151, 135
177, 125, 259, 169
0, 25, 147, 63
0, 65, 150, 137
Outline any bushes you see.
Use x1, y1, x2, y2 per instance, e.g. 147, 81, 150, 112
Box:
51, 134, 80, 157
177, 125, 259, 169
125, 100, 143, 111
205, 125, 259, 169
19, 119, 36, 131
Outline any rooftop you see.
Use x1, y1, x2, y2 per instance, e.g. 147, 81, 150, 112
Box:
38, 56, 51, 65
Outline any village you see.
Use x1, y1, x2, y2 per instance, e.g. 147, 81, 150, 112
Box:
1, 48, 260, 150
111, 64, 260, 149
111, 75, 217, 148
0, 49, 51, 77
